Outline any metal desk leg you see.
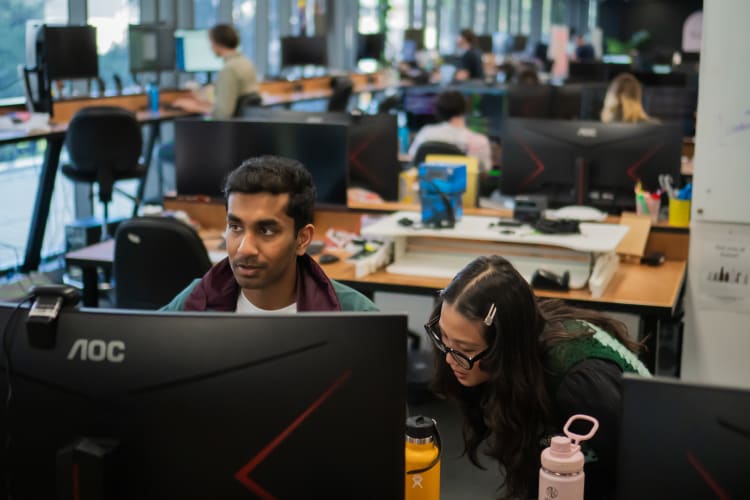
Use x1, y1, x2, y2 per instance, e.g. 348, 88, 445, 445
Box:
21, 136, 65, 272
133, 121, 161, 217
80, 266, 99, 308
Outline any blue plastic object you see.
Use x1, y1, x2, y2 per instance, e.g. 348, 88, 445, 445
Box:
147, 82, 160, 112
418, 163, 467, 227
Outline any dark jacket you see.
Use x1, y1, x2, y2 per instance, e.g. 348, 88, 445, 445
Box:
161, 255, 377, 312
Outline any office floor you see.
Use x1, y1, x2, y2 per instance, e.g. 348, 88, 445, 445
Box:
409, 396, 504, 499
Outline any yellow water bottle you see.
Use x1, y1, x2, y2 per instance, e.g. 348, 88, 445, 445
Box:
405, 415, 441, 500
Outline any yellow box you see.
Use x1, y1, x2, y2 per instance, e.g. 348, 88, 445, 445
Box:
399, 167, 419, 204
668, 198, 691, 227
425, 154, 479, 208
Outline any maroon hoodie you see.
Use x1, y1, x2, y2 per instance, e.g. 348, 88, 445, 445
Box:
183, 255, 342, 312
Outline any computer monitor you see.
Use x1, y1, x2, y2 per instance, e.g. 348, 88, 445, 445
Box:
357, 33, 386, 61
500, 119, 682, 211
510, 34, 528, 52
476, 34, 494, 54
175, 118, 350, 206
128, 24, 176, 73
175, 29, 223, 72
41, 25, 98, 80
404, 28, 425, 50
454, 84, 507, 139
237, 109, 400, 201
403, 86, 440, 131
506, 84, 554, 119
567, 62, 607, 83
280, 36, 328, 68
616, 375, 750, 500
0, 304, 406, 499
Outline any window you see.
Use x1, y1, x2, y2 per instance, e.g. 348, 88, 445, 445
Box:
267, 0, 281, 75
474, 0, 488, 34
521, 0, 532, 34
439, 0, 456, 54
509, 0, 520, 34
459, 1, 471, 30
588, 0, 598, 31
194, 0, 219, 29
358, 0, 380, 34
541, 0, 552, 41
0, 0, 68, 272
424, 0, 437, 50
498, 0, 509, 33
87, 0, 139, 85
412, 0, 424, 28
385, 0, 407, 62
234, 0, 257, 62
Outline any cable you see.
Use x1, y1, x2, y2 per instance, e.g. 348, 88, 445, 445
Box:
2, 296, 32, 500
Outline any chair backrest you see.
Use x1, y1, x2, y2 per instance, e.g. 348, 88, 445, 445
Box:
413, 141, 464, 166
113, 217, 212, 309
65, 106, 143, 202
328, 76, 354, 112
233, 92, 263, 117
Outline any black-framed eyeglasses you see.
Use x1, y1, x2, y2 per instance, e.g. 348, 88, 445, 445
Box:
424, 316, 490, 370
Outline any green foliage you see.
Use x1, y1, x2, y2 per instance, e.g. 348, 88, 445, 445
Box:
605, 30, 651, 55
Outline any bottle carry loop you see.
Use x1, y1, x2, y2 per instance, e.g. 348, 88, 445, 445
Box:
406, 418, 442, 475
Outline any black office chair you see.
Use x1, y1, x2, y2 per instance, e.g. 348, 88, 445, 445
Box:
113, 217, 212, 309
412, 141, 464, 166
62, 106, 146, 239
328, 76, 354, 112
233, 92, 263, 117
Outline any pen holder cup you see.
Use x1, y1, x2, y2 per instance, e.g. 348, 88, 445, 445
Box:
635, 195, 661, 223
668, 198, 691, 227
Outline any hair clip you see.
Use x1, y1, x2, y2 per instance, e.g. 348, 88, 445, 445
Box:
483, 303, 497, 326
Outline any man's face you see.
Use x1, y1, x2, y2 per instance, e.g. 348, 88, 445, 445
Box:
225, 192, 308, 292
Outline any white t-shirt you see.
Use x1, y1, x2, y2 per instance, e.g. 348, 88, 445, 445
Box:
407, 121, 493, 172
236, 291, 297, 314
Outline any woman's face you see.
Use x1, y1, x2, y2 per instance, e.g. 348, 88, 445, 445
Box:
438, 302, 492, 387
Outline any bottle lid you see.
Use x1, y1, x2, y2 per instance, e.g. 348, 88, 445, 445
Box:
406, 415, 435, 439
541, 415, 599, 474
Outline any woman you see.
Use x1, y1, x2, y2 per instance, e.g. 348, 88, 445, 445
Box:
600, 73, 654, 123
428, 255, 650, 499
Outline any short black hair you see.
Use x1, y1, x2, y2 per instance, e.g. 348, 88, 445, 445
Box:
435, 90, 467, 121
460, 28, 478, 47
209, 23, 240, 49
223, 156, 316, 232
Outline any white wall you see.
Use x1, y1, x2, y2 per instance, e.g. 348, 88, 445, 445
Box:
681, 0, 750, 389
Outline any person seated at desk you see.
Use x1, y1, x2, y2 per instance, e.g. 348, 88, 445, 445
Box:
455, 29, 485, 81
408, 90, 493, 173
427, 255, 650, 500
572, 34, 596, 63
162, 156, 376, 313
172, 23, 259, 119
600, 72, 655, 124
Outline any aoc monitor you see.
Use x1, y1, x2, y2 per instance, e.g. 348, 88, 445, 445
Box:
500, 119, 682, 211
280, 36, 328, 67
128, 24, 176, 73
175, 29, 223, 72
175, 118, 350, 206
476, 34, 494, 53
41, 25, 98, 80
616, 375, 750, 500
0, 304, 407, 499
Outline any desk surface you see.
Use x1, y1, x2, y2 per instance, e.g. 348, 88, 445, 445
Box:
65, 227, 686, 317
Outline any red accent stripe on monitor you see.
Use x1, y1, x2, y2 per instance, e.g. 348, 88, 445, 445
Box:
625, 143, 662, 182
234, 370, 353, 498
73, 463, 80, 500
687, 451, 730, 500
516, 138, 545, 190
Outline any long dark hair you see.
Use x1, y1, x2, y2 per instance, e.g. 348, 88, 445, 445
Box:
431, 255, 641, 499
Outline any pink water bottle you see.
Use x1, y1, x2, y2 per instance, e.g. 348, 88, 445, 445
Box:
538, 414, 599, 500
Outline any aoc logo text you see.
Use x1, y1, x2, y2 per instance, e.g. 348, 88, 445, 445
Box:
67, 339, 125, 363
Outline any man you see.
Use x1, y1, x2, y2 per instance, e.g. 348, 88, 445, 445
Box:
573, 34, 596, 63
162, 156, 377, 312
455, 29, 485, 81
408, 90, 492, 173
172, 23, 259, 119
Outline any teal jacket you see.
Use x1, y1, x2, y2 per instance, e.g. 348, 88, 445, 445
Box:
161, 255, 377, 313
